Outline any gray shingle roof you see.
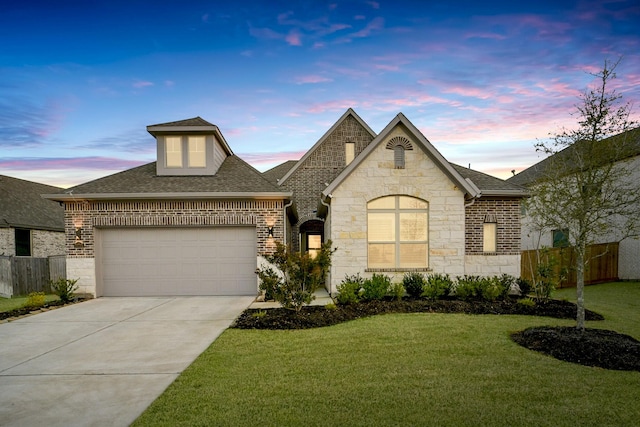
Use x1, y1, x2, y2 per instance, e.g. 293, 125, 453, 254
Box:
0, 175, 64, 231
508, 127, 640, 187
451, 164, 528, 196
62, 156, 288, 196
147, 117, 215, 127
262, 160, 298, 184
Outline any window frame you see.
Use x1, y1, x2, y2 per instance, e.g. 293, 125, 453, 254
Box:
345, 142, 355, 165
15, 228, 31, 256
393, 145, 405, 169
367, 195, 428, 270
483, 222, 497, 253
188, 135, 206, 168
552, 229, 569, 248
165, 136, 183, 168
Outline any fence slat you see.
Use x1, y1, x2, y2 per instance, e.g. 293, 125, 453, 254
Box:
521, 243, 619, 288
0, 256, 67, 296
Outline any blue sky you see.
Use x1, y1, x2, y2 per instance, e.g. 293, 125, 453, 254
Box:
1, 0, 639, 188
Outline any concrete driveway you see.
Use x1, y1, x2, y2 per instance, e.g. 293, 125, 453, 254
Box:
0, 296, 254, 427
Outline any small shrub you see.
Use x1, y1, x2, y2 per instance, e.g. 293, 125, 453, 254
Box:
336, 273, 364, 305
25, 292, 46, 308
402, 272, 425, 298
389, 282, 405, 301
479, 277, 502, 301
51, 278, 79, 303
251, 310, 267, 318
257, 267, 280, 301
362, 273, 391, 301
422, 273, 453, 300
516, 277, 533, 296
497, 274, 517, 299
517, 297, 536, 307
325, 302, 337, 311
454, 275, 482, 301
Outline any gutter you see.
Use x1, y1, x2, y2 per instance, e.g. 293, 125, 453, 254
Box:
42, 191, 293, 202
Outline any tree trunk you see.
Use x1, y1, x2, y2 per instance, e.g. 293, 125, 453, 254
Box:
575, 242, 586, 330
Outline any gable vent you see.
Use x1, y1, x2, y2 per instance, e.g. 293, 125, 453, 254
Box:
385, 136, 413, 150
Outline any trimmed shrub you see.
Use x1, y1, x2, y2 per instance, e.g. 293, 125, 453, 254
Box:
422, 273, 453, 300
454, 275, 482, 301
362, 273, 391, 301
402, 272, 425, 298
497, 274, 517, 299
479, 277, 502, 301
336, 273, 364, 305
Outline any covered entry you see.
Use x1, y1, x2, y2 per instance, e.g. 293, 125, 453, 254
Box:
96, 227, 257, 296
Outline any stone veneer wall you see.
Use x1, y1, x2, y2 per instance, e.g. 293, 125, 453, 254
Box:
281, 115, 374, 251
0, 228, 14, 256
327, 126, 467, 293
465, 198, 521, 255
64, 199, 285, 295
32, 230, 65, 257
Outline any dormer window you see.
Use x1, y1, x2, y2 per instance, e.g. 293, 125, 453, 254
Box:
166, 136, 183, 168
188, 136, 206, 168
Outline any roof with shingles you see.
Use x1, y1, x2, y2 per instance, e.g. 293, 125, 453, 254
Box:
147, 116, 215, 127
508, 127, 640, 187
262, 160, 298, 184
0, 175, 65, 231
59, 156, 288, 196
451, 164, 528, 196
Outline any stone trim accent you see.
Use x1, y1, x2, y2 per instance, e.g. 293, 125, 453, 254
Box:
385, 136, 413, 150
366, 268, 432, 273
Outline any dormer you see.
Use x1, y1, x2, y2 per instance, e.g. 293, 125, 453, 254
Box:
147, 117, 233, 176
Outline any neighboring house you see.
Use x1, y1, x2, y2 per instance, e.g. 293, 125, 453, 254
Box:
45, 111, 528, 297
0, 175, 65, 257
508, 127, 640, 280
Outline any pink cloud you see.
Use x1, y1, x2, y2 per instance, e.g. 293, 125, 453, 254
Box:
295, 75, 333, 84
366, 1, 380, 9
249, 26, 282, 41
375, 64, 399, 71
285, 29, 303, 46
354, 15, 366, 20
238, 150, 307, 166
0, 156, 146, 172
350, 16, 384, 38
306, 99, 359, 113
442, 86, 495, 100
464, 32, 506, 40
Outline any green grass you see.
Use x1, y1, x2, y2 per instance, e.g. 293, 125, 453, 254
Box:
0, 294, 59, 313
133, 282, 640, 427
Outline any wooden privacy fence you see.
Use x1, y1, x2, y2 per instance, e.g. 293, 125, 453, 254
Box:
0, 255, 66, 297
521, 243, 618, 288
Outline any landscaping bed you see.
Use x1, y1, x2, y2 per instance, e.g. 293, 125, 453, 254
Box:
0, 296, 91, 321
232, 297, 604, 330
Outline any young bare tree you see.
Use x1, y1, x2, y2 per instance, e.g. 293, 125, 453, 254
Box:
526, 59, 640, 330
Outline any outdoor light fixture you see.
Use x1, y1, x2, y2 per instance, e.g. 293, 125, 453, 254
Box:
267, 226, 274, 238
74, 226, 84, 248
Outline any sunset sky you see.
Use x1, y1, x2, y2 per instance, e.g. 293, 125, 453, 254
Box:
1, 0, 639, 188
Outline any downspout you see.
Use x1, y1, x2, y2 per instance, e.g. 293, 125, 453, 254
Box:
283, 199, 294, 246
319, 195, 332, 296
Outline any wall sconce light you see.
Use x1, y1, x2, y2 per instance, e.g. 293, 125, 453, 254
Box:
74, 226, 84, 248
267, 226, 274, 238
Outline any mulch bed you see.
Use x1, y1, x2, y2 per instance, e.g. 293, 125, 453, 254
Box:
232, 298, 640, 372
511, 327, 640, 372
232, 298, 604, 330
0, 297, 91, 321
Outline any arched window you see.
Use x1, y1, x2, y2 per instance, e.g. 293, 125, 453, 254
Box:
367, 195, 428, 269
386, 136, 413, 169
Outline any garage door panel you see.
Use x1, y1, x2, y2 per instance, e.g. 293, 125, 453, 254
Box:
98, 227, 257, 296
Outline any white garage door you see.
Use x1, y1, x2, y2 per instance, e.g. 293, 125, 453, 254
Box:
97, 227, 257, 296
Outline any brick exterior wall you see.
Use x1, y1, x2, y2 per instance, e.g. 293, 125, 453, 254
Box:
64, 199, 285, 258
281, 115, 374, 250
465, 198, 521, 255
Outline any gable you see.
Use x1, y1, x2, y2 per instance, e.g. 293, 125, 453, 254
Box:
278, 108, 376, 185
323, 113, 480, 199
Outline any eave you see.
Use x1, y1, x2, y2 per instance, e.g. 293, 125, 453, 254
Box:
42, 192, 293, 202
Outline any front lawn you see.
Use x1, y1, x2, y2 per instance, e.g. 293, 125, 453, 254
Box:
133, 282, 640, 427
0, 294, 59, 313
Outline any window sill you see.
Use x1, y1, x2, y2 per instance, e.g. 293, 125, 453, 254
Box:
366, 267, 432, 273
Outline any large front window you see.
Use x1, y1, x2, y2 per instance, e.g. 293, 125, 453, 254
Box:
367, 196, 428, 269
